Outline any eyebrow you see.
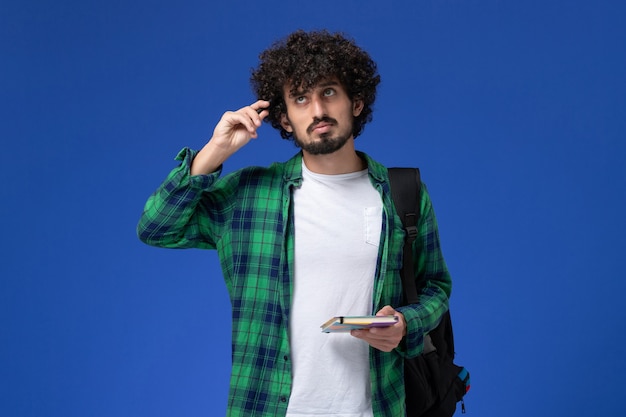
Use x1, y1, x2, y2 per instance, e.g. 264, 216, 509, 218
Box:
289, 80, 340, 98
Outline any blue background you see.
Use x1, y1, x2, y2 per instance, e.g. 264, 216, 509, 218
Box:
2, 1, 625, 416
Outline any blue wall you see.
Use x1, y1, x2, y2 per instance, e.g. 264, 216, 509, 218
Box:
2, 1, 625, 416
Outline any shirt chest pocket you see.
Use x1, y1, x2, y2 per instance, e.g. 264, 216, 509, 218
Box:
364, 206, 383, 247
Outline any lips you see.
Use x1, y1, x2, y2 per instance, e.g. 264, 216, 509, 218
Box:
313, 122, 332, 132
308, 119, 336, 134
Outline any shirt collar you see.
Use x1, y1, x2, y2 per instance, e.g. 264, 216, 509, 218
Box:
281, 150, 388, 186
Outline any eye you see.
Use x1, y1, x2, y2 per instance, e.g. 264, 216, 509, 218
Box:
323, 88, 336, 97
295, 96, 307, 104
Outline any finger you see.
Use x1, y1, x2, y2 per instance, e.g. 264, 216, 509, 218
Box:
239, 106, 265, 128
351, 329, 364, 338
223, 111, 258, 134
354, 329, 394, 343
376, 305, 397, 316
352, 329, 399, 352
359, 335, 396, 352
251, 99, 271, 112
257, 108, 270, 121
368, 327, 400, 341
251, 100, 271, 123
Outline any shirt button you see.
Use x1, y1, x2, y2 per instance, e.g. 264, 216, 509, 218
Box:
283, 355, 289, 361
280, 396, 287, 402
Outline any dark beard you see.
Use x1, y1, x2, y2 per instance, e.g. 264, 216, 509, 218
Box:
292, 117, 351, 155
293, 132, 350, 155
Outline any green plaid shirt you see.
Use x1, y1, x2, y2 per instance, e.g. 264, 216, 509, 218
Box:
137, 148, 452, 417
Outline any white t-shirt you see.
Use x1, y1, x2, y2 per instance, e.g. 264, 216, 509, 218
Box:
286, 162, 383, 417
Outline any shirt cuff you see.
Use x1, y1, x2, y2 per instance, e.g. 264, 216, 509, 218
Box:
173, 147, 222, 190
396, 305, 425, 357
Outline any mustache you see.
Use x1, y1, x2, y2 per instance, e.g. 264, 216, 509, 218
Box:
307, 117, 337, 134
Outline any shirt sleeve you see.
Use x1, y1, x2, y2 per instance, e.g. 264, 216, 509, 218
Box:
396, 184, 452, 357
136, 147, 235, 250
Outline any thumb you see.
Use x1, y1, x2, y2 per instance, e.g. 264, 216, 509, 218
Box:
376, 305, 397, 317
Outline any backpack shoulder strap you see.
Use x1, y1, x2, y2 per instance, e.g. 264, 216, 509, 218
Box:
389, 168, 471, 411
387, 167, 421, 305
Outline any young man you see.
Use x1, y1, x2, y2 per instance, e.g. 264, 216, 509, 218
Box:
138, 30, 452, 417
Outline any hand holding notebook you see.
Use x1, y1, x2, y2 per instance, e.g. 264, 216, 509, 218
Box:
320, 315, 399, 333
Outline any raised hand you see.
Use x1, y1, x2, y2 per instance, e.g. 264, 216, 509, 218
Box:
191, 100, 270, 175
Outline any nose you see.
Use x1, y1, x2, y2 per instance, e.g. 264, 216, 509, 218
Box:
311, 95, 326, 118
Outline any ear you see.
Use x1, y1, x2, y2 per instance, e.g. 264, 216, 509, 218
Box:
280, 113, 293, 132
352, 99, 364, 117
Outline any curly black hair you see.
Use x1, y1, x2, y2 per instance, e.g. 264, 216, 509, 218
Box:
250, 30, 381, 140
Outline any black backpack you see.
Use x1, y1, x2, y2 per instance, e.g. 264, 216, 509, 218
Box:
388, 168, 470, 417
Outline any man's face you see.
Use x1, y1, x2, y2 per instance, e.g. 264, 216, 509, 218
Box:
280, 79, 364, 155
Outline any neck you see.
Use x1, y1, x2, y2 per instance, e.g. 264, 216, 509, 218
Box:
301, 138, 365, 174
